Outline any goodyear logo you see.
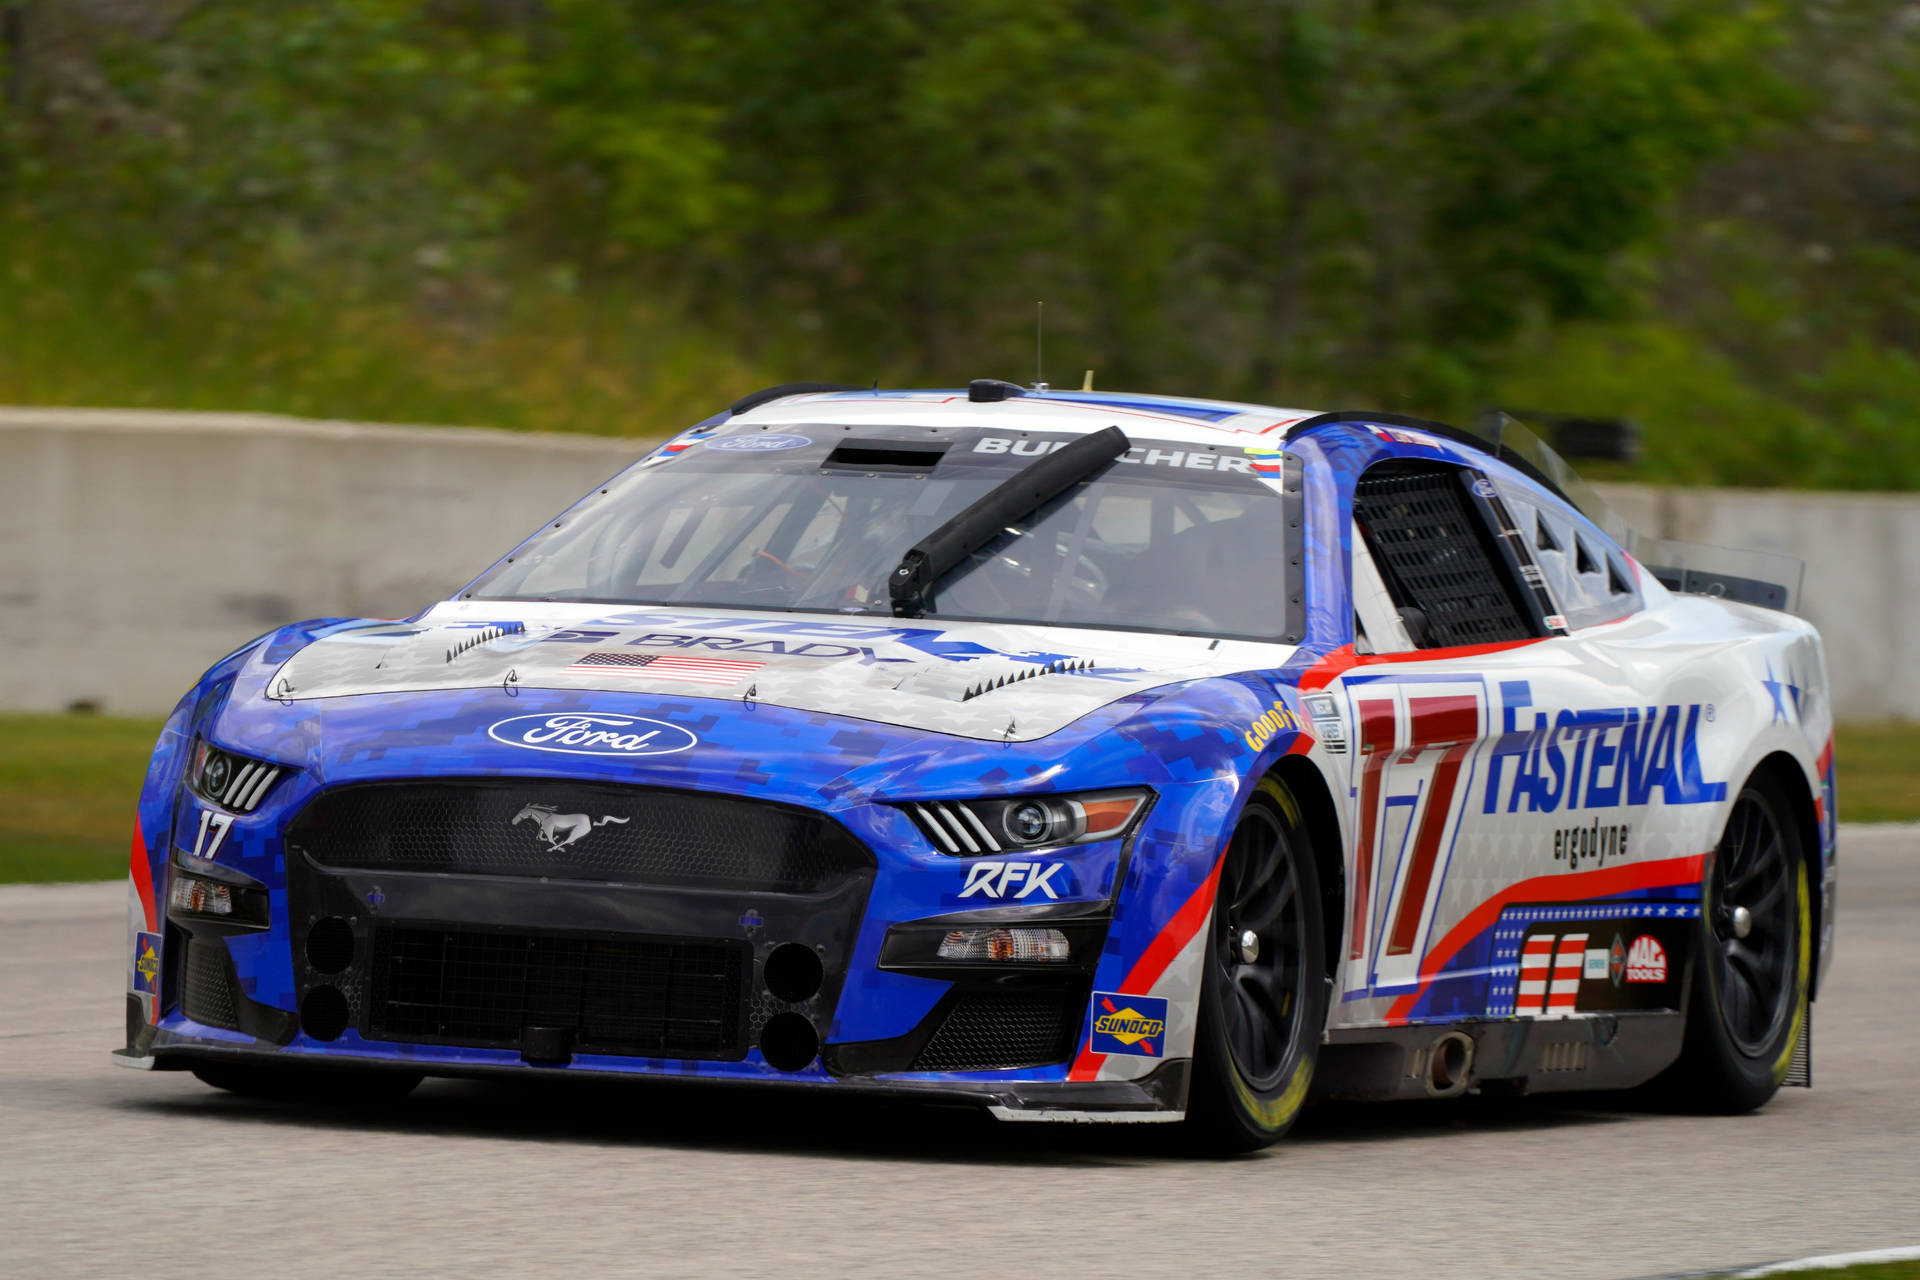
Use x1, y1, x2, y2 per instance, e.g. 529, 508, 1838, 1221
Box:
1244, 700, 1304, 753
1090, 991, 1168, 1057
133, 932, 161, 995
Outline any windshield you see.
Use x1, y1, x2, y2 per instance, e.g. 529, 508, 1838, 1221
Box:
467, 426, 1293, 639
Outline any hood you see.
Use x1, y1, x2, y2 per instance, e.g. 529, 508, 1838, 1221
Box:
264, 602, 1293, 742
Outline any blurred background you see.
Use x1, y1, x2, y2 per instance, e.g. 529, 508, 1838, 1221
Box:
0, 0, 1915, 880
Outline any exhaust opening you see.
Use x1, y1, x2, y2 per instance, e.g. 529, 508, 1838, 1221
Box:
1425, 1030, 1474, 1098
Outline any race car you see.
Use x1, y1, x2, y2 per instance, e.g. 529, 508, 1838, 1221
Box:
116, 379, 1836, 1150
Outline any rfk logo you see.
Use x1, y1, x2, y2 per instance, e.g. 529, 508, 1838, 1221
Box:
958, 861, 1064, 900
1625, 934, 1668, 983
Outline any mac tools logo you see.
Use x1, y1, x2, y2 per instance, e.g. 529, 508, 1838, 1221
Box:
487, 713, 698, 758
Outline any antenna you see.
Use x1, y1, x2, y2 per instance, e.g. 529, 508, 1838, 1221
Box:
1033, 301, 1047, 391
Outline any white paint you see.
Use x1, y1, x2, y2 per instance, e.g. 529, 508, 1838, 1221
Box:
1729, 1245, 1920, 1276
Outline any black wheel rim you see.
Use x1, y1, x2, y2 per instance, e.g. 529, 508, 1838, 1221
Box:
1710, 792, 1797, 1056
1213, 803, 1306, 1091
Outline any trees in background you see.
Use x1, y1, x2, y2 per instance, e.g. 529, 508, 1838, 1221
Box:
1, 0, 1915, 487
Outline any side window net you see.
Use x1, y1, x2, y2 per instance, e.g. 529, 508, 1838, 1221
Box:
1353, 466, 1537, 648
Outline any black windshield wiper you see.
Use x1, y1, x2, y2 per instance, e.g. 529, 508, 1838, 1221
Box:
888, 425, 1130, 618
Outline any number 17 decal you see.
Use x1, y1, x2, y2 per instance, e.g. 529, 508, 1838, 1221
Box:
1343, 678, 1489, 994
189, 808, 233, 860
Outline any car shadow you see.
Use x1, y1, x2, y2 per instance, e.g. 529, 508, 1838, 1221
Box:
116, 1072, 1633, 1166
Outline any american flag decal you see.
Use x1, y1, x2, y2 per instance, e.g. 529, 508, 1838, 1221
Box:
1516, 931, 1588, 1017
563, 651, 762, 686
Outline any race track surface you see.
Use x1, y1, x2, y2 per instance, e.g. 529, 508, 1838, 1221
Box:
3, 828, 1914, 1279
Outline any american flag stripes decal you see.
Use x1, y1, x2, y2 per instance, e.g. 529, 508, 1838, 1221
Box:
1516, 932, 1587, 1017
562, 651, 763, 686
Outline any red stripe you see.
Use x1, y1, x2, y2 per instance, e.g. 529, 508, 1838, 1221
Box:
1350, 698, 1397, 961
1383, 853, 1705, 1024
130, 815, 156, 933
1383, 694, 1480, 956
1299, 637, 1546, 693
1817, 735, 1834, 778
1066, 855, 1225, 1082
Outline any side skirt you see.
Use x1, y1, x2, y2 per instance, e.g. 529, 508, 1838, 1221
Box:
1313, 1011, 1686, 1102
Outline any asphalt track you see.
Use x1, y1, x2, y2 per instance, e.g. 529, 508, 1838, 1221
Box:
3, 828, 1915, 1280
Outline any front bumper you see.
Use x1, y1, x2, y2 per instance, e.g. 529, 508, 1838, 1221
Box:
124, 769, 1210, 1122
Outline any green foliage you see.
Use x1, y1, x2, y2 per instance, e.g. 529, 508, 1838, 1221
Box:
0, 0, 1911, 483
0, 713, 160, 884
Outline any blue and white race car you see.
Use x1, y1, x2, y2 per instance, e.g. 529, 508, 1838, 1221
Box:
118, 380, 1836, 1149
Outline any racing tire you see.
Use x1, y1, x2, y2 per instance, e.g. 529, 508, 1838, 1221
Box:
1184, 776, 1328, 1153
1660, 776, 1812, 1114
190, 1061, 424, 1104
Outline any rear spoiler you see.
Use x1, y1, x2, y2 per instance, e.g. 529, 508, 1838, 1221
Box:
1292, 409, 1806, 615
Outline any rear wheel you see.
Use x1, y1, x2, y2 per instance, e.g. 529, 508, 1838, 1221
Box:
191, 1061, 423, 1104
1184, 776, 1328, 1152
1662, 778, 1811, 1112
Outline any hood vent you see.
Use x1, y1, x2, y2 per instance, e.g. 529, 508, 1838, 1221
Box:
445, 623, 525, 664
958, 657, 1095, 702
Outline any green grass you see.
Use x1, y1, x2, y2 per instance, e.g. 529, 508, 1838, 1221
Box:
0, 713, 1913, 884
0, 713, 163, 883
1834, 724, 1920, 824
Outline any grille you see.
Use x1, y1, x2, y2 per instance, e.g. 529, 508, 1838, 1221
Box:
1354, 467, 1534, 647
182, 939, 240, 1031
365, 924, 747, 1060
911, 988, 1082, 1072
288, 780, 872, 891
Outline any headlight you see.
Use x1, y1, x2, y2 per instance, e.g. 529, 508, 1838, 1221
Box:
903, 788, 1151, 854
185, 738, 284, 813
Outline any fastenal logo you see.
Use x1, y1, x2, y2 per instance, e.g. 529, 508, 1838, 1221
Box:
487, 713, 697, 758
1089, 991, 1168, 1057
1625, 934, 1669, 983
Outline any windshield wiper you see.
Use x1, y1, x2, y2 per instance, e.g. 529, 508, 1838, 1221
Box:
888, 425, 1130, 618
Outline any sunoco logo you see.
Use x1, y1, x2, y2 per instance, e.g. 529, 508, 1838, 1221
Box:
487, 713, 697, 758
1090, 991, 1169, 1057
1094, 1008, 1165, 1044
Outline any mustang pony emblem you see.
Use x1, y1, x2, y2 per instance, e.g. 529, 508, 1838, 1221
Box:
511, 804, 630, 850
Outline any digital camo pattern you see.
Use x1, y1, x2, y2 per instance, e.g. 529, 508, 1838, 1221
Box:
122, 388, 1836, 1119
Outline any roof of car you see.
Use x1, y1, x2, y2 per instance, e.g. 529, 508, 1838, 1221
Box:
729, 387, 1324, 448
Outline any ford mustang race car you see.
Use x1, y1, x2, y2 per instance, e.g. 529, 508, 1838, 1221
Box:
116, 379, 1836, 1150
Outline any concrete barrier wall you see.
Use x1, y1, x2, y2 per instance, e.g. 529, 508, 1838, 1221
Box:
2, 408, 1914, 718
0, 409, 641, 716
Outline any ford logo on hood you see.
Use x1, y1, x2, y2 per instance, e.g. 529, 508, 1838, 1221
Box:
487, 713, 698, 758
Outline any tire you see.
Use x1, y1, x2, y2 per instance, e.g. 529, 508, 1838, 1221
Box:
191, 1060, 423, 1104
1184, 776, 1329, 1153
1661, 777, 1812, 1113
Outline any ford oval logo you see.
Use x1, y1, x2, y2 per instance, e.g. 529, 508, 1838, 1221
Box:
702, 433, 812, 452
487, 713, 698, 758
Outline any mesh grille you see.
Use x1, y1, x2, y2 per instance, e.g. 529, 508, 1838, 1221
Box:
288, 780, 872, 892
182, 939, 240, 1031
1354, 467, 1534, 647
911, 989, 1082, 1072
365, 924, 747, 1060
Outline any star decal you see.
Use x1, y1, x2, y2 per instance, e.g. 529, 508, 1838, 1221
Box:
1786, 663, 1804, 718
1762, 661, 1789, 724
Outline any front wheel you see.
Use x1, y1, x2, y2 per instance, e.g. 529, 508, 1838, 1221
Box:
1661, 778, 1812, 1112
1184, 776, 1328, 1153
